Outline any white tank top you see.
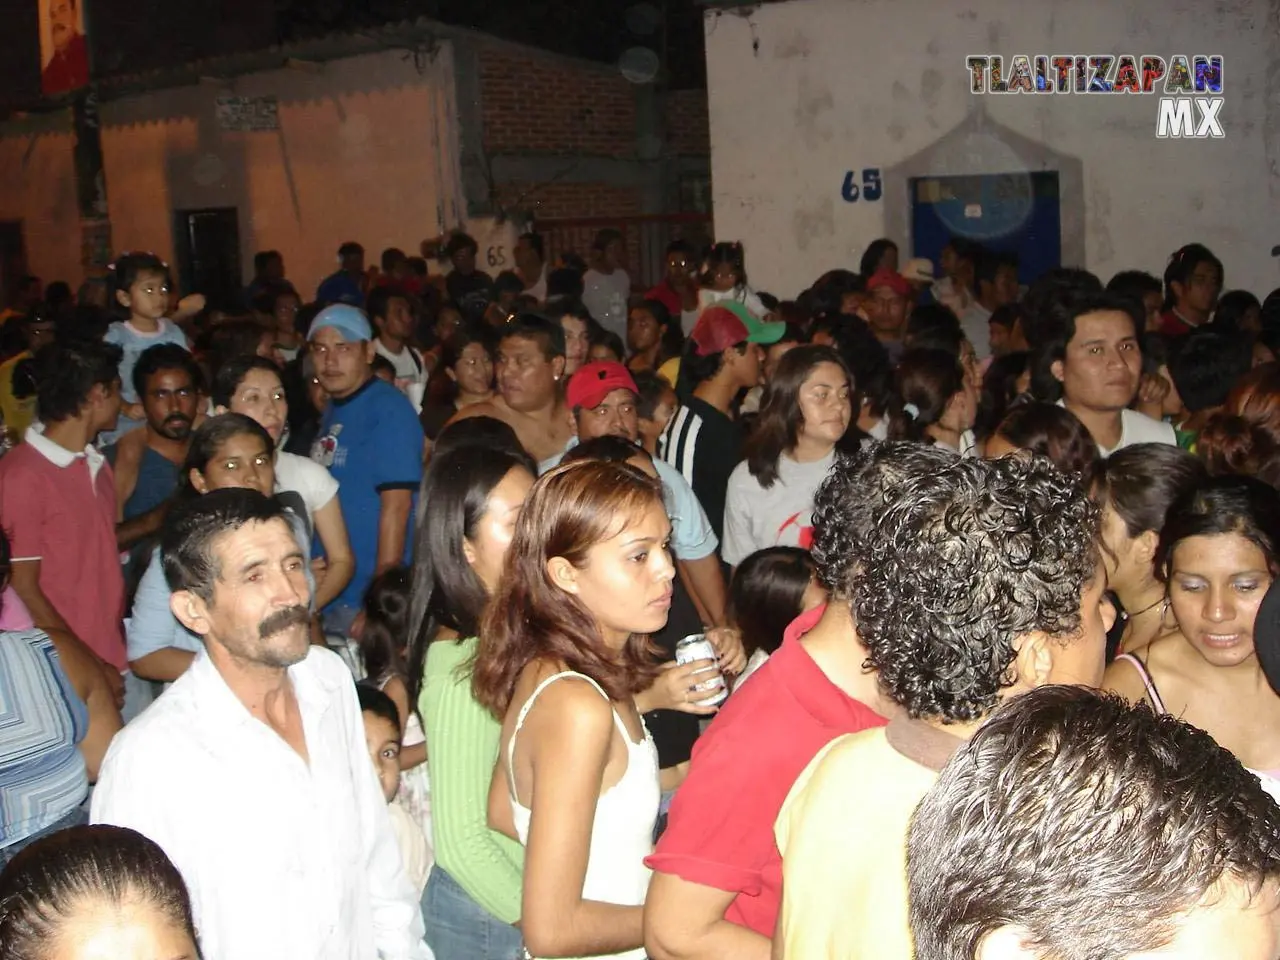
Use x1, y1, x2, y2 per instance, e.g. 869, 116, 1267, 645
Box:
507, 671, 659, 960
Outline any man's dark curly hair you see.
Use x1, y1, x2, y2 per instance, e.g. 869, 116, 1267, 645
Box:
850, 453, 1101, 722
810, 441, 960, 598
909, 686, 1280, 960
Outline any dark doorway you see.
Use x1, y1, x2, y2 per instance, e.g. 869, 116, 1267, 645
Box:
0, 222, 28, 308
910, 172, 1062, 286
174, 208, 242, 309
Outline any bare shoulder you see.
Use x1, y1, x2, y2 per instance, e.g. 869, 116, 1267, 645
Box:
447, 399, 506, 426
1102, 652, 1148, 704
516, 669, 614, 745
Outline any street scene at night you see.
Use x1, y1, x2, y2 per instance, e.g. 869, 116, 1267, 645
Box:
1, 1, 1280, 957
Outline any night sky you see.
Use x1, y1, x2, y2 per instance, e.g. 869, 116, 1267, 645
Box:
0, 0, 705, 110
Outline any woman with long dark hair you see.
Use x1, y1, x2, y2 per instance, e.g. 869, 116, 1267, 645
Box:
408, 443, 537, 960
722, 345, 852, 568
886, 348, 978, 455
472, 460, 673, 960
626, 299, 683, 375
1105, 476, 1280, 800
418, 324, 496, 454
1091, 444, 1208, 656
727, 546, 824, 688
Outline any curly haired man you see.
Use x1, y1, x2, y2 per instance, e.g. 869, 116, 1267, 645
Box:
771, 448, 1115, 959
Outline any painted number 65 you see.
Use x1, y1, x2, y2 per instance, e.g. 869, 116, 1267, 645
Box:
841, 168, 883, 203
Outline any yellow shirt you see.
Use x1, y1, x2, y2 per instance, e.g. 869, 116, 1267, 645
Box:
773, 727, 942, 959
0, 351, 36, 438
657, 356, 680, 389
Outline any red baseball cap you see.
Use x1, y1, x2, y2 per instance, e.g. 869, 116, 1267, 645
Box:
866, 268, 912, 299
690, 301, 787, 357
566, 361, 638, 410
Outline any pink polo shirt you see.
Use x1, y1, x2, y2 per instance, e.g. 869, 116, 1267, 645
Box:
0, 427, 126, 670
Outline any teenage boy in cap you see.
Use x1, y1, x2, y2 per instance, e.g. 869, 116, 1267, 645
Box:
548, 360, 728, 629
658, 302, 785, 541
308, 304, 424, 636
864, 269, 912, 361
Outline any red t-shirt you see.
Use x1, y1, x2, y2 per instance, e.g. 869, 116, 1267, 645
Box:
0, 440, 126, 670
645, 280, 682, 317
1157, 309, 1197, 337
646, 605, 886, 937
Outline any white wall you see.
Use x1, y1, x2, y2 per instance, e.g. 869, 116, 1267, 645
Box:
704, 0, 1279, 299
0, 43, 465, 297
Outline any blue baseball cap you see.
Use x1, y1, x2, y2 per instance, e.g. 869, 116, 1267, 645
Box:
308, 304, 372, 343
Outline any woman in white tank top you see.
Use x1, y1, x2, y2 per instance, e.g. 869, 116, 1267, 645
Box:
472, 460, 675, 960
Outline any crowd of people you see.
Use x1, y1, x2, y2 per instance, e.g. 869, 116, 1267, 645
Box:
3, 227, 1280, 959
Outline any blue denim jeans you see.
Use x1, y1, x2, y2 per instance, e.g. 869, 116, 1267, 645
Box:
423, 866, 524, 960
0, 803, 88, 871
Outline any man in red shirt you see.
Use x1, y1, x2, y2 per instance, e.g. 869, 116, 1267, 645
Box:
1158, 243, 1223, 337
0, 339, 129, 714
643, 442, 960, 960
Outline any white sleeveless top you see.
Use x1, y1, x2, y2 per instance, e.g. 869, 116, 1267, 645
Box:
507, 671, 659, 960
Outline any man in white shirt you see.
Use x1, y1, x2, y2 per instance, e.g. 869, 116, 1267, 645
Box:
1038, 291, 1176, 456
958, 248, 1019, 358
582, 227, 632, 343
516, 231, 549, 302
369, 287, 427, 412
92, 489, 430, 960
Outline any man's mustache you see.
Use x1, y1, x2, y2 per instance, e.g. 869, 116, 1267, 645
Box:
258, 605, 309, 639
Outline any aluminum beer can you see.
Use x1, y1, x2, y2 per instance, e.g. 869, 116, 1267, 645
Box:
674, 633, 727, 706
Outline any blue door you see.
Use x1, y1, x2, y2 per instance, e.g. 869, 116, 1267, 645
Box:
910, 172, 1061, 285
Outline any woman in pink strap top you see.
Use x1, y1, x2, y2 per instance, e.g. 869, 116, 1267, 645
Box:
1105, 477, 1280, 796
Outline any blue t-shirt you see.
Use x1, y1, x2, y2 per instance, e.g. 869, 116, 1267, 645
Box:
315, 271, 365, 308
104, 445, 179, 520
310, 376, 422, 611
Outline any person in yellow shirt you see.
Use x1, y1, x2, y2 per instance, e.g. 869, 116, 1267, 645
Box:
0, 308, 57, 440
772, 450, 1116, 959
0, 276, 42, 327
907, 685, 1280, 960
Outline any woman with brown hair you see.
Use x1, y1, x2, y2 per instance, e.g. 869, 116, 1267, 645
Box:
1199, 362, 1280, 486
472, 460, 675, 960
722, 345, 852, 568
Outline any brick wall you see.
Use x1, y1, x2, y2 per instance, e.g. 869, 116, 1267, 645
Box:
478, 45, 637, 157
665, 88, 710, 156
493, 181, 642, 219
493, 180, 644, 276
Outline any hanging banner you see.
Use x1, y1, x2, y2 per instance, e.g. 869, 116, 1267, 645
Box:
39, 0, 89, 96
215, 96, 281, 132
